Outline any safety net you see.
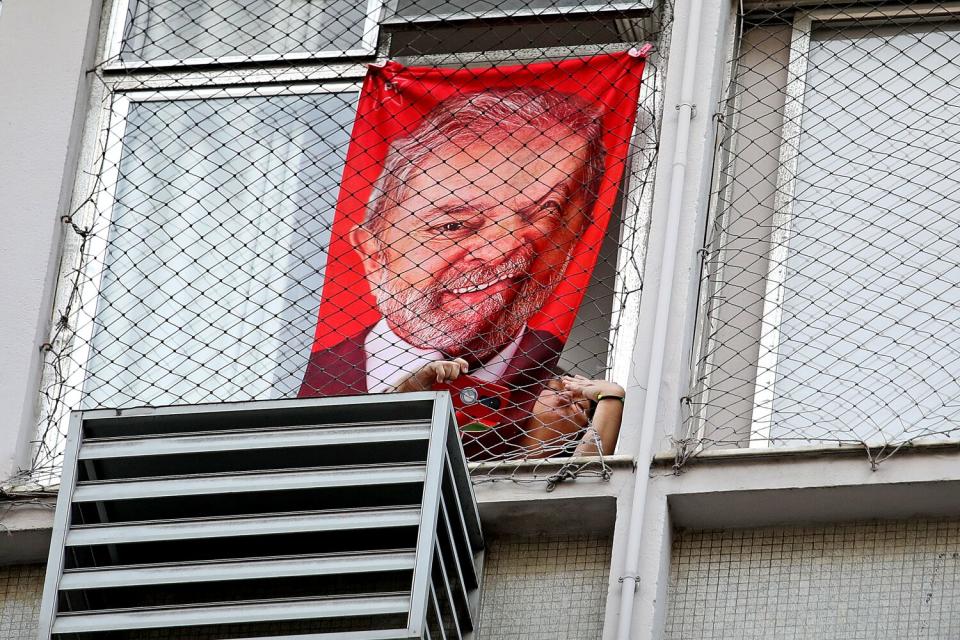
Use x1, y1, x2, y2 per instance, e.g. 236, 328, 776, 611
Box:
679, 1, 960, 469
24, 0, 672, 488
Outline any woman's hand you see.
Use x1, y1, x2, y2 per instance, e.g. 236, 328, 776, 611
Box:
561, 375, 624, 403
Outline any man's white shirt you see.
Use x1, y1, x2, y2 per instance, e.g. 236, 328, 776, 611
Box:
365, 318, 524, 392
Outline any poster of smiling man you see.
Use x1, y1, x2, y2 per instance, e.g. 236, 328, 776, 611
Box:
299, 50, 648, 459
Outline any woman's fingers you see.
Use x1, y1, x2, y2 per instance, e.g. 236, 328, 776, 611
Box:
561, 378, 589, 400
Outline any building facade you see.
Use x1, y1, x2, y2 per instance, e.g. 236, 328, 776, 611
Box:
2, 0, 960, 638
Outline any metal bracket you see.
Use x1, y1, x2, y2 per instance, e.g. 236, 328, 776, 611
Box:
676, 102, 697, 119
618, 575, 641, 592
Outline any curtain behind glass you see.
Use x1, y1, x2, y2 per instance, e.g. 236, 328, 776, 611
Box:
770, 25, 960, 443
83, 91, 357, 408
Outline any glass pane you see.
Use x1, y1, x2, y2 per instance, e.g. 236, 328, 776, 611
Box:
770, 24, 960, 443
394, 0, 643, 18
84, 91, 357, 408
118, 0, 374, 63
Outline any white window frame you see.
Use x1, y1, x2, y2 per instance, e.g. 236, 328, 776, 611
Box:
102, 0, 385, 70
748, 3, 960, 447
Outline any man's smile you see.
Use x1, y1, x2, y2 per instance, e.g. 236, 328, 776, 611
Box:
446, 270, 522, 296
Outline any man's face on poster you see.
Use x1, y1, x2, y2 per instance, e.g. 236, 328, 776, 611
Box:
355, 121, 594, 359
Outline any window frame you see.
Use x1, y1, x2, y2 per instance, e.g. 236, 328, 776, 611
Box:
748, 3, 960, 447
102, 0, 386, 70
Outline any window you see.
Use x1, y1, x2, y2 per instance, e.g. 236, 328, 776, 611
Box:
80, 86, 358, 408
37, 0, 666, 479
690, 6, 960, 448
387, 14, 662, 385
108, 0, 383, 67
48, 2, 376, 441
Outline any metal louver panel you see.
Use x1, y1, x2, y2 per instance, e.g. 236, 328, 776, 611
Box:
39, 392, 484, 640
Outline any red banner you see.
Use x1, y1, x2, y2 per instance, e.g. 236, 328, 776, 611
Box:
299, 50, 647, 456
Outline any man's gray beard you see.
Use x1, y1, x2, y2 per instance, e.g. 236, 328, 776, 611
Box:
376, 254, 561, 357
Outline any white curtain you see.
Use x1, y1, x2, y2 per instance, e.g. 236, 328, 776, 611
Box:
770, 25, 960, 443
120, 0, 369, 61
84, 91, 356, 408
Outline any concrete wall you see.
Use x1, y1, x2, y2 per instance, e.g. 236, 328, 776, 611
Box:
0, 564, 44, 639
666, 519, 960, 639
0, 0, 101, 481
477, 534, 613, 640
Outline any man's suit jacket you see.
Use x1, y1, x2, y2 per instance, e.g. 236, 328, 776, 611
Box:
298, 325, 565, 459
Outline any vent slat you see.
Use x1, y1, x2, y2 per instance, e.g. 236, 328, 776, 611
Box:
78, 422, 431, 460
441, 461, 479, 589
59, 551, 418, 589
437, 498, 472, 630
51, 594, 411, 634
65, 507, 422, 546
73, 464, 426, 501
221, 632, 418, 640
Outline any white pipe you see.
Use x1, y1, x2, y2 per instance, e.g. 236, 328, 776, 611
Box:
615, 0, 704, 637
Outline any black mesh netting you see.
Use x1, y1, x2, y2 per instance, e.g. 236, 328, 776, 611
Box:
679, 2, 960, 469
24, 0, 672, 488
